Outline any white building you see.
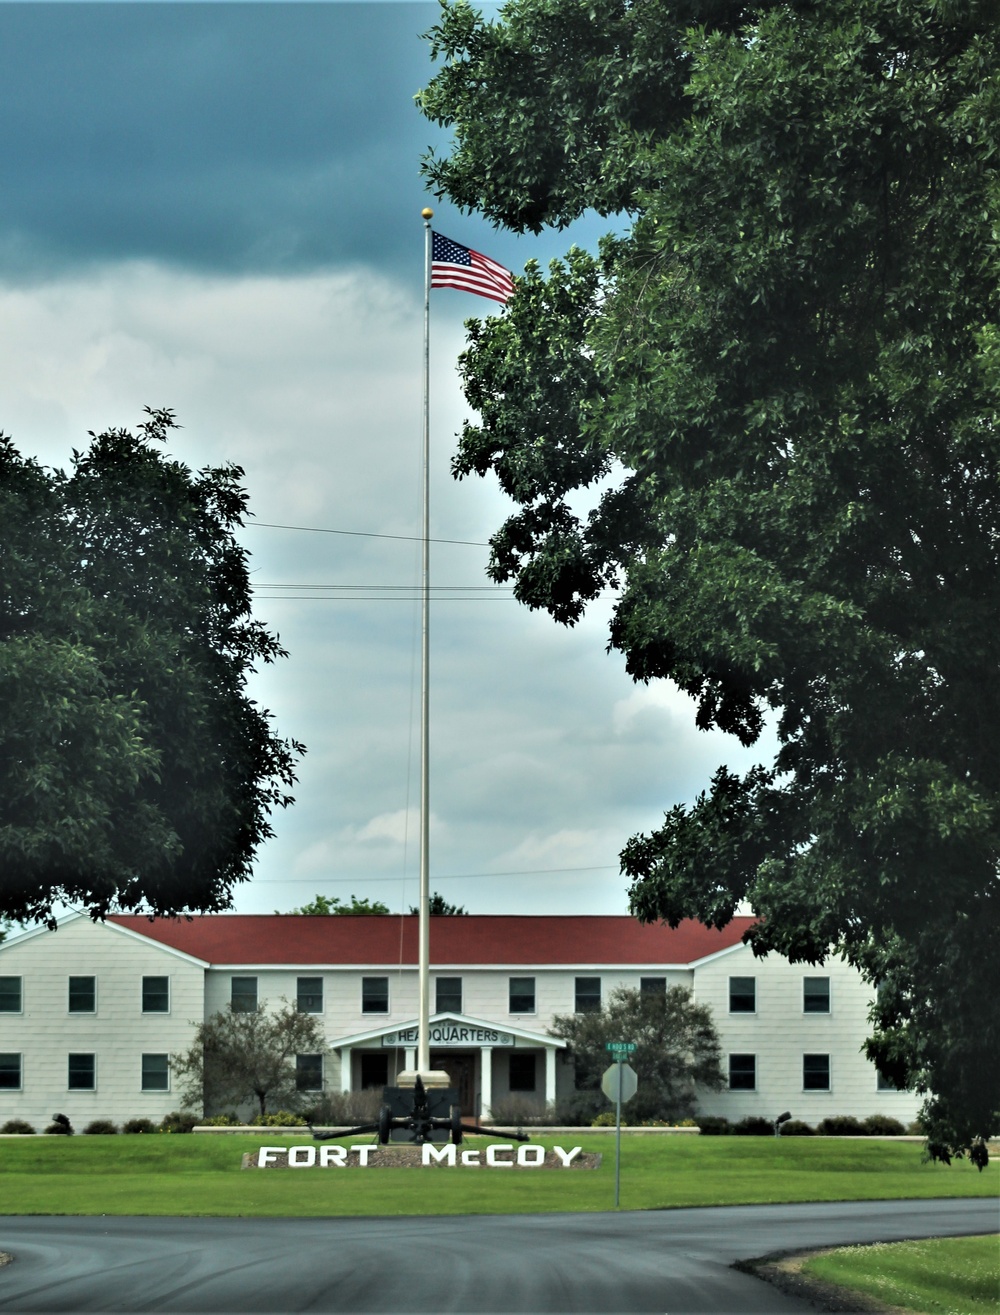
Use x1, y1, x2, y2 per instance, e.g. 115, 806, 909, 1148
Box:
0, 912, 919, 1128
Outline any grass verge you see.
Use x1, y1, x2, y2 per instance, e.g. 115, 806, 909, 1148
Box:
0, 1134, 996, 1217
801, 1234, 1000, 1313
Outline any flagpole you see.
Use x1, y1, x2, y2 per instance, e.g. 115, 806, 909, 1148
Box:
417, 207, 433, 1077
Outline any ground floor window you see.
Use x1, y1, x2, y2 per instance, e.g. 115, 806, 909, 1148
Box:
0, 1053, 21, 1089
360, 1053, 389, 1089
509, 1053, 537, 1092
141, 1053, 170, 1092
803, 1053, 830, 1090
728, 1053, 756, 1090
68, 1053, 96, 1090
296, 1054, 323, 1092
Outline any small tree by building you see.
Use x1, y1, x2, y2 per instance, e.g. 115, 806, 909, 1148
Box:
551, 986, 724, 1122
171, 1001, 328, 1119
279, 893, 389, 916
408, 892, 468, 915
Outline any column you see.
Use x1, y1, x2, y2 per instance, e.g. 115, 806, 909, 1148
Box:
479, 1047, 494, 1120
405, 1047, 416, 1073
545, 1046, 556, 1107
339, 1047, 352, 1094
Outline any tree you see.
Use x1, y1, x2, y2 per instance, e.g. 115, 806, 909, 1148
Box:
408, 892, 469, 915
281, 893, 390, 916
418, 1, 1000, 1150
171, 1001, 328, 1119
551, 987, 723, 1122
0, 410, 303, 927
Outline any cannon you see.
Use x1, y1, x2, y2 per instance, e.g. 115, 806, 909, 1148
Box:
309, 1074, 530, 1145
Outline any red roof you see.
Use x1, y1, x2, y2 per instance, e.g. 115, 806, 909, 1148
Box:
108, 914, 753, 966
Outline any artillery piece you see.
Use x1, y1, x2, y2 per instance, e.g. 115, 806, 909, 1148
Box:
309, 1073, 530, 1146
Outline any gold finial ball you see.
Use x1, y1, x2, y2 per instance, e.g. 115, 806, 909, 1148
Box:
421, 207, 434, 219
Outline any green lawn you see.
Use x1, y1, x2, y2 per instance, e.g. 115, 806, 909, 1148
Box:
0, 1134, 996, 1217
802, 1234, 1000, 1314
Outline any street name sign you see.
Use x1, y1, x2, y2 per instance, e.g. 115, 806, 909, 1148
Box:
605, 1041, 636, 1053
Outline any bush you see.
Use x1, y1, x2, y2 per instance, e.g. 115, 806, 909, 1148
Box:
779, 1120, 815, 1136
44, 1113, 73, 1135
1, 1119, 36, 1135
256, 1111, 307, 1127
552, 1090, 605, 1126
816, 1115, 865, 1136
487, 1095, 551, 1127
122, 1118, 157, 1135
861, 1114, 907, 1136
159, 1110, 199, 1134
696, 1116, 730, 1135
304, 1090, 382, 1127
83, 1120, 118, 1135
907, 1118, 926, 1135
732, 1116, 774, 1136
200, 1113, 243, 1127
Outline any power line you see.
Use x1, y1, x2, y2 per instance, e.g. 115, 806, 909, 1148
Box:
246, 520, 488, 547
250, 865, 618, 885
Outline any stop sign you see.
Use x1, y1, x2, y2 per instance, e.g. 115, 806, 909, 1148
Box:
601, 1062, 638, 1104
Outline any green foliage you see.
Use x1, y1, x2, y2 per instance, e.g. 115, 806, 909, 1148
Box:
0, 410, 303, 926
171, 999, 328, 1118
1, 1119, 36, 1134
44, 1120, 73, 1135
696, 1116, 731, 1136
158, 1111, 199, 1134
732, 1116, 774, 1136
803, 1235, 1000, 1315
122, 1118, 157, 1135
551, 985, 724, 1121
255, 1111, 307, 1127
280, 893, 389, 916
779, 1120, 815, 1137
82, 1120, 119, 1136
861, 1114, 906, 1137
199, 1113, 243, 1127
817, 1115, 866, 1137
418, 0, 1000, 1152
407, 892, 469, 916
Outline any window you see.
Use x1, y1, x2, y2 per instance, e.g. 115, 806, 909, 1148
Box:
435, 977, 462, 1014
68, 1053, 96, 1090
296, 1054, 323, 1092
231, 977, 257, 1013
877, 1068, 900, 1092
68, 976, 96, 1013
509, 1053, 537, 1092
803, 1053, 830, 1091
729, 976, 756, 1013
362, 977, 389, 1014
142, 976, 169, 1013
141, 1053, 169, 1092
728, 1054, 756, 1090
803, 977, 830, 1014
0, 977, 21, 1012
360, 1053, 388, 1089
509, 977, 535, 1013
575, 977, 601, 1013
297, 977, 323, 1013
640, 977, 667, 997
0, 1053, 21, 1089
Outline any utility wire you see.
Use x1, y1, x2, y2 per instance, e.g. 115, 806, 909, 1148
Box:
246, 520, 488, 547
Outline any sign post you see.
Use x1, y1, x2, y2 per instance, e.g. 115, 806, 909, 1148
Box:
602, 1044, 638, 1208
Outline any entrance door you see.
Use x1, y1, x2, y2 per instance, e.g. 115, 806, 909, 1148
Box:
432, 1051, 475, 1116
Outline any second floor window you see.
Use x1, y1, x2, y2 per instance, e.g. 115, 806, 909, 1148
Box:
729, 977, 756, 1013
68, 976, 96, 1013
362, 977, 389, 1014
142, 977, 169, 1013
435, 977, 462, 1014
0, 977, 21, 1012
509, 977, 535, 1013
803, 977, 830, 1013
575, 977, 601, 1014
297, 977, 323, 1013
231, 977, 258, 1013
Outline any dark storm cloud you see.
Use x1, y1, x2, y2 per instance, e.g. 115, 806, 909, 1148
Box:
0, 3, 449, 280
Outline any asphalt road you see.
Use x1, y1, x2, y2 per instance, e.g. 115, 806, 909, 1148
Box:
0, 1199, 996, 1315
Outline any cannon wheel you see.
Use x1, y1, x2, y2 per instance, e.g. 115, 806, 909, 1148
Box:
450, 1104, 463, 1145
378, 1103, 392, 1145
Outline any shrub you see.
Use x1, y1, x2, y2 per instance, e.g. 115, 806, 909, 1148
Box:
590, 1110, 619, 1127
696, 1116, 730, 1135
779, 1120, 815, 1136
861, 1114, 906, 1136
553, 1090, 605, 1126
1, 1119, 36, 1135
256, 1111, 307, 1127
487, 1095, 550, 1127
159, 1110, 199, 1134
732, 1116, 774, 1136
816, 1115, 865, 1136
83, 1120, 118, 1135
906, 1118, 926, 1136
44, 1113, 73, 1135
200, 1113, 243, 1127
304, 1090, 382, 1127
122, 1118, 157, 1134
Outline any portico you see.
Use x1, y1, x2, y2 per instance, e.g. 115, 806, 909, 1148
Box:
333, 1012, 566, 1118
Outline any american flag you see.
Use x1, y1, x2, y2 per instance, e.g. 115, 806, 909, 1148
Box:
431, 232, 515, 305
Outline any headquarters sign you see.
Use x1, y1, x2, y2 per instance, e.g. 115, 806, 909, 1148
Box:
381, 1024, 514, 1047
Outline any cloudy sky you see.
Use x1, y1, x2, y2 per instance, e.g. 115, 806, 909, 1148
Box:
2, 1, 771, 918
